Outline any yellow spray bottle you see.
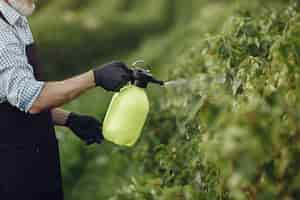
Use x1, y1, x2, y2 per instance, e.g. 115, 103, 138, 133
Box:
103, 62, 164, 147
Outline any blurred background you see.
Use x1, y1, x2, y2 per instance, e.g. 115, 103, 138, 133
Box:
30, 0, 299, 199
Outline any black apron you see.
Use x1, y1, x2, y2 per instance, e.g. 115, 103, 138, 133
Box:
0, 13, 64, 200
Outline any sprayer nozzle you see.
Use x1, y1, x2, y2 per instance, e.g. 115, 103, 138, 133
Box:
131, 68, 164, 88
151, 78, 164, 86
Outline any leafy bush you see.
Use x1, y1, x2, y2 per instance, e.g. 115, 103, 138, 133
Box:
111, 2, 300, 200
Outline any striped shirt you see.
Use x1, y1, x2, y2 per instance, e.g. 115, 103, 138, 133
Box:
0, 1, 44, 112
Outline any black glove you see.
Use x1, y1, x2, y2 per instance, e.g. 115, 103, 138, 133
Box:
93, 61, 133, 92
66, 112, 104, 145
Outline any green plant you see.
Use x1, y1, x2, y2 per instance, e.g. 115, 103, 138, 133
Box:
112, 2, 300, 199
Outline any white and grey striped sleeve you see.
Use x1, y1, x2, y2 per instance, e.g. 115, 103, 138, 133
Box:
0, 29, 45, 112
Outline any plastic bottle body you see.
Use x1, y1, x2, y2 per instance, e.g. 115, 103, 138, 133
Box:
103, 85, 150, 146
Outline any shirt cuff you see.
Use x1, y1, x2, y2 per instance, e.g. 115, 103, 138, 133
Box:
18, 80, 45, 113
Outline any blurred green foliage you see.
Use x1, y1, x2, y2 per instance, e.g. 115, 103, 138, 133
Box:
30, 0, 299, 199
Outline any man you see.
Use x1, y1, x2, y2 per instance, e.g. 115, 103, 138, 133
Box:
0, 0, 133, 199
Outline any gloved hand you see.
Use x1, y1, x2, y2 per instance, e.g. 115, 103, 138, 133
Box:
93, 61, 133, 92
65, 112, 104, 145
